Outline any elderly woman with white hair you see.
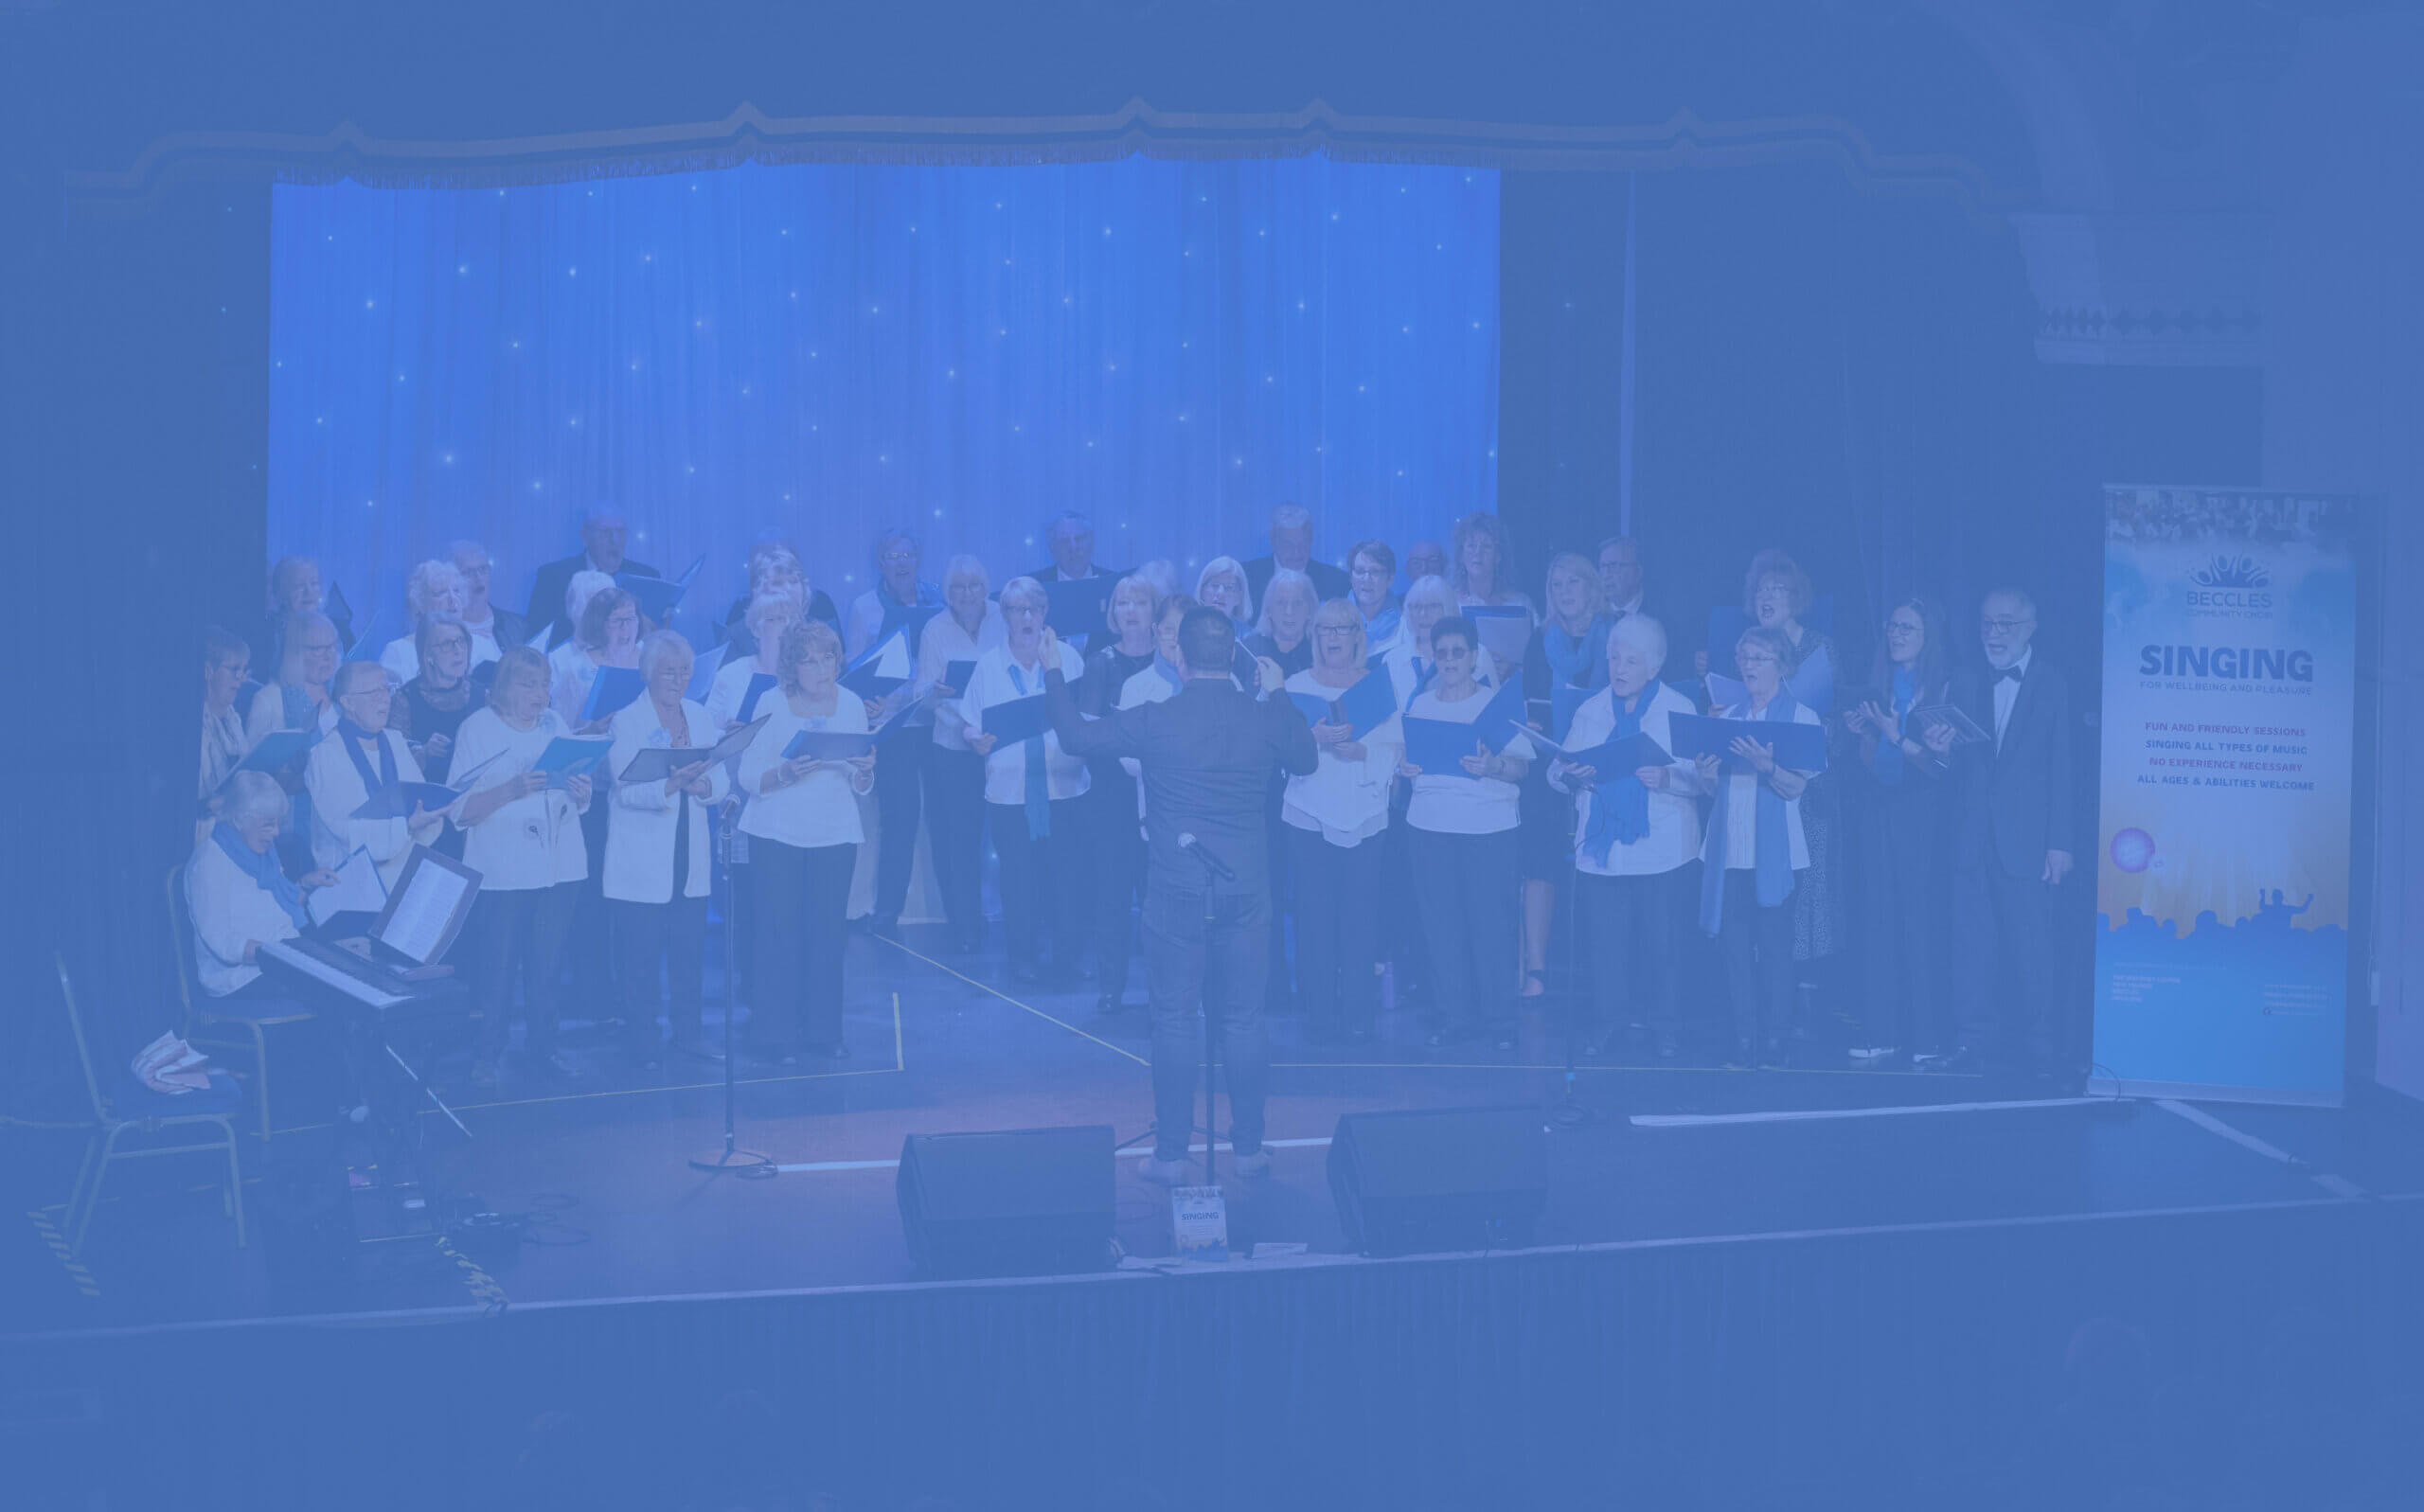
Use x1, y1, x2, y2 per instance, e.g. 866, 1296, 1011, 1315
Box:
451, 646, 596, 1086
380, 559, 470, 684
1194, 556, 1254, 631
305, 660, 445, 896
954, 575, 1089, 985
917, 554, 1007, 953
606, 631, 729, 1070
738, 620, 876, 1060
187, 771, 344, 1005
1550, 614, 1705, 1059
1282, 597, 1403, 1042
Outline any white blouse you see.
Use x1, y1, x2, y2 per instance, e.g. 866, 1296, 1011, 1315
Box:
449, 706, 592, 891
605, 696, 730, 903
1281, 668, 1400, 847
738, 689, 875, 850
919, 604, 1008, 752
242, 681, 337, 750
1705, 701, 1822, 873
186, 836, 301, 998
955, 643, 1090, 808
1554, 683, 1704, 879
303, 726, 428, 886
703, 654, 782, 733
1404, 683, 1536, 836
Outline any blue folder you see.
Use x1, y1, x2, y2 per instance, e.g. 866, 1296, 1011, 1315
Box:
1400, 716, 1490, 779
685, 639, 728, 703
1335, 670, 1399, 739
942, 659, 977, 693
782, 728, 876, 762
1666, 713, 1828, 774
1288, 691, 1337, 727
348, 780, 457, 822
239, 727, 319, 773
532, 737, 615, 786
1553, 730, 1673, 783
980, 694, 1050, 746
580, 665, 646, 721
1472, 679, 1529, 754
879, 602, 945, 646
617, 554, 705, 623
839, 630, 913, 699
1043, 578, 1114, 637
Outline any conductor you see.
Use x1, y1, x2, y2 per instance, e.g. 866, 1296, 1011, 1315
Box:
1043, 608, 1316, 1185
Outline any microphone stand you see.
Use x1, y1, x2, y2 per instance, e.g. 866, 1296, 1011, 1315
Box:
693, 795, 774, 1175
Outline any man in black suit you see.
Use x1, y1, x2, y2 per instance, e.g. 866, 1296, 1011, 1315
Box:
1043, 608, 1316, 1186
1597, 533, 1697, 680
1242, 502, 1350, 608
526, 508, 659, 649
1926, 588, 2076, 1083
1028, 510, 1126, 584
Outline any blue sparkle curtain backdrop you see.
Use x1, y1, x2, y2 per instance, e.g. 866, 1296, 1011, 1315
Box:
269, 155, 1499, 625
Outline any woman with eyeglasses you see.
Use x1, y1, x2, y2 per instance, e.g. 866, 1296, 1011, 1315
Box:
1081, 574, 1164, 1013
1697, 626, 1822, 1067
1398, 614, 1536, 1053
305, 660, 445, 899
1842, 596, 1954, 1066
1741, 549, 1845, 986
737, 621, 876, 1061
1284, 599, 1402, 1042
1517, 551, 1612, 999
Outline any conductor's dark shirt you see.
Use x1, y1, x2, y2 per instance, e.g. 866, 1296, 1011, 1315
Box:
1046, 670, 1316, 890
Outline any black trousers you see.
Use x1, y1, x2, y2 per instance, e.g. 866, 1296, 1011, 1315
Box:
613, 895, 708, 1052
1406, 827, 1520, 1034
1952, 860, 2059, 1065
1379, 780, 1432, 996
989, 797, 1084, 968
472, 882, 579, 1062
870, 732, 929, 920
751, 838, 856, 1051
1289, 827, 1382, 1036
569, 799, 615, 1013
1090, 773, 1147, 998
1861, 793, 1948, 1050
1577, 865, 1687, 1040
1718, 868, 1795, 1043
1145, 881, 1270, 1161
922, 746, 988, 937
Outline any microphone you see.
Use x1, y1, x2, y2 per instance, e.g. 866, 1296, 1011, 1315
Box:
1176, 831, 1237, 883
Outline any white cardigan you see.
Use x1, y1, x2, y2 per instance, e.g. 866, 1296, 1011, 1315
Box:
304, 726, 427, 886
450, 706, 592, 891
604, 696, 728, 903
1280, 668, 1400, 847
186, 836, 301, 998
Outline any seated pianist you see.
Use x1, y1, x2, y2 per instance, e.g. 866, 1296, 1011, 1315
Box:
188, 771, 351, 1114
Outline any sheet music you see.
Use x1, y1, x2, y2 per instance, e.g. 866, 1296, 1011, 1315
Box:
378, 860, 473, 965
307, 846, 387, 927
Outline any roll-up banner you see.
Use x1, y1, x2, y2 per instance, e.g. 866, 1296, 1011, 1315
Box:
2092, 487, 2359, 1106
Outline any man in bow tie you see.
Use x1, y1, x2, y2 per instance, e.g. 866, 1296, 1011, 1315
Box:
1923, 588, 2076, 1085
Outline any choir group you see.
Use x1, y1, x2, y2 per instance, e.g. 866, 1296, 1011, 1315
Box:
191, 500, 2078, 1093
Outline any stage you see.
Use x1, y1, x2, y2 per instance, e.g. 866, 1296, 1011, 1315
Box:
8, 925, 2420, 1509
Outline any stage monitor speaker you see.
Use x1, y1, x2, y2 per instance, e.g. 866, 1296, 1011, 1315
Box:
1328, 1106, 1548, 1257
896, 1125, 1115, 1277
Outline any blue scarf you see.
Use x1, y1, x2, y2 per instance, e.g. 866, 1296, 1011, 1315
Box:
1874, 667, 1916, 786
1699, 694, 1801, 935
1363, 599, 1402, 646
337, 718, 398, 798
1542, 614, 1613, 696
1006, 660, 1051, 839
212, 822, 310, 931
1581, 689, 1651, 866
1150, 655, 1183, 694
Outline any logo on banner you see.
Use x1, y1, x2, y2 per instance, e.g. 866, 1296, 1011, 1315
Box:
2184, 555, 2273, 617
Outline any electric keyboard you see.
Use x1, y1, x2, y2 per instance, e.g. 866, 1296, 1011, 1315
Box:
259, 937, 462, 1023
